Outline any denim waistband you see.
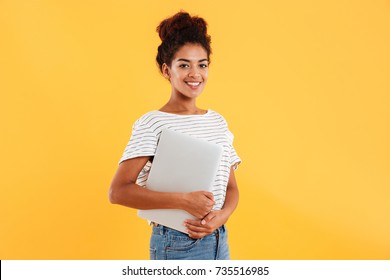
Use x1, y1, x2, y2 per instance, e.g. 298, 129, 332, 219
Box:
152, 223, 226, 236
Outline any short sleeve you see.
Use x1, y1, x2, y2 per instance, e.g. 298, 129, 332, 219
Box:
226, 130, 242, 170
119, 118, 158, 164
230, 145, 241, 170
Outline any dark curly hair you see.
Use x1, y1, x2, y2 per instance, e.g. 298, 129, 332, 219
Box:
156, 11, 212, 73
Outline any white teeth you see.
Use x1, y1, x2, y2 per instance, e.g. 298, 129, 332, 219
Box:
186, 82, 200, 86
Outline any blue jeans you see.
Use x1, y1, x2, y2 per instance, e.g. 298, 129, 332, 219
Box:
149, 224, 230, 260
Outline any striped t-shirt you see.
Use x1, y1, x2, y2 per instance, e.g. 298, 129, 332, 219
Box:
119, 109, 241, 210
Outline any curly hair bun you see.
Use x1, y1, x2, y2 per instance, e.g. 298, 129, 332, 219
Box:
157, 11, 208, 41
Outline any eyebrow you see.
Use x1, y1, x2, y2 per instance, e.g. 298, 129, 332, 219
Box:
176, 58, 209, 63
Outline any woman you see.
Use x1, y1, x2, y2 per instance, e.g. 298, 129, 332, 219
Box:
109, 11, 241, 260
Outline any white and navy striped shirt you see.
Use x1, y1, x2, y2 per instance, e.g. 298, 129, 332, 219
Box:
119, 109, 241, 210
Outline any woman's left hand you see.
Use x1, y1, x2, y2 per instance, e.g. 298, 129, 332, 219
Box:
184, 166, 239, 239
184, 210, 228, 239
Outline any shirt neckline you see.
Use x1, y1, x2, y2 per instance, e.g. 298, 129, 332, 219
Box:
155, 109, 211, 116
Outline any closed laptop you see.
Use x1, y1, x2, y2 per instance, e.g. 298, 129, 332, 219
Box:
138, 129, 223, 233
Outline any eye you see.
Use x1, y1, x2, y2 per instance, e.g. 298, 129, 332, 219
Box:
179, 64, 189, 68
199, 64, 208, 68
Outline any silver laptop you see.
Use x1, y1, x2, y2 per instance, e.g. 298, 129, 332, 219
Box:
138, 129, 223, 233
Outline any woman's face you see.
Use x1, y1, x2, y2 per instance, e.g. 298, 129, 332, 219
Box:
163, 43, 209, 99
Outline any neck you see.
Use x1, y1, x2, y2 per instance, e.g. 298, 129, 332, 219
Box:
160, 96, 206, 115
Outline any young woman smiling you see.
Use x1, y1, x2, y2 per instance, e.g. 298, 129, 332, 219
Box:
109, 11, 241, 260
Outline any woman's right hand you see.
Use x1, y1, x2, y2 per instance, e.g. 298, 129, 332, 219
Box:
183, 191, 215, 219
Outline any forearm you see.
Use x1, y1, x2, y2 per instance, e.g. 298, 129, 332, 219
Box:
109, 157, 218, 218
109, 182, 187, 210
220, 182, 239, 220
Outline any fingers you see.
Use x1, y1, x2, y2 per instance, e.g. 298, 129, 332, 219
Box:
201, 211, 216, 225
184, 211, 218, 238
184, 221, 213, 239
193, 205, 212, 219
188, 192, 215, 218
186, 211, 216, 228
204, 191, 214, 201
184, 209, 228, 239
188, 230, 208, 239
201, 193, 215, 217
185, 221, 207, 232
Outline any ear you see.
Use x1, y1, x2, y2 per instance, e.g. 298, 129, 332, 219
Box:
162, 63, 171, 80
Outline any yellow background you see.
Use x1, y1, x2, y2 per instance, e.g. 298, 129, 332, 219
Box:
1, 0, 389, 259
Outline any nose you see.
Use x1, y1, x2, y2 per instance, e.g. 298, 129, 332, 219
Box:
188, 67, 201, 78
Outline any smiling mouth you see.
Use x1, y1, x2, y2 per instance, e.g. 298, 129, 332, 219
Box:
185, 81, 202, 88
